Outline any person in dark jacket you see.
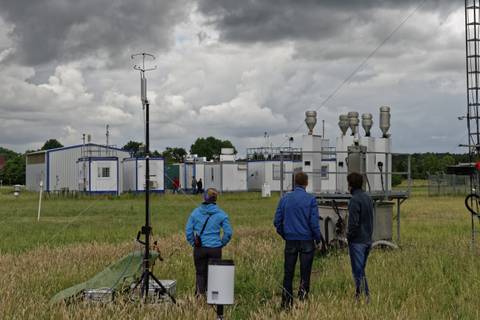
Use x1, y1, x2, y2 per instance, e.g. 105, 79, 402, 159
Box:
196, 178, 203, 194
347, 172, 374, 301
185, 188, 233, 296
273, 171, 322, 308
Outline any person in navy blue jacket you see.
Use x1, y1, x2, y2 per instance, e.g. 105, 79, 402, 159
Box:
273, 171, 321, 308
186, 188, 233, 296
347, 172, 373, 301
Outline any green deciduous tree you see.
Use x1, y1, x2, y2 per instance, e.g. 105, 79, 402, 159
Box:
41, 139, 63, 150
122, 141, 144, 156
162, 147, 187, 164
0, 147, 19, 159
190, 137, 236, 161
2, 155, 25, 185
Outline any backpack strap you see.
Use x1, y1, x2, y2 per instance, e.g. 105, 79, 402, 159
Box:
199, 215, 212, 236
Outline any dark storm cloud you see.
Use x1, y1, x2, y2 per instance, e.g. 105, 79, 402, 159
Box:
197, 0, 459, 43
0, 0, 190, 66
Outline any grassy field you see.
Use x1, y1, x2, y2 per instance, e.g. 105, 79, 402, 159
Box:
0, 186, 479, 319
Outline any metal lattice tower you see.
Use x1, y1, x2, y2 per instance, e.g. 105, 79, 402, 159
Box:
465, 0, 480, 169
464, 0, 480, 250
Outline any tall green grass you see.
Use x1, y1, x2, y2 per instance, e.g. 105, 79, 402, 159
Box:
0, 187, 479, 319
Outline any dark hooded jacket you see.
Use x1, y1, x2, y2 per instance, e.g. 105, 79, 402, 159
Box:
347, 188, 374, 244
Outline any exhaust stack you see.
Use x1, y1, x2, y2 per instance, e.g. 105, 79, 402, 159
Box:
379, 106, 391, 138
348, 111, 359, 136
362, 113, 373, 137
305, 111, 317, 135
338, 114, 349, 136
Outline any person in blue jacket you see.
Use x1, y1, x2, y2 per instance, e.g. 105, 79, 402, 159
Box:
273, 171, 322, 308
185, 188, 233, 296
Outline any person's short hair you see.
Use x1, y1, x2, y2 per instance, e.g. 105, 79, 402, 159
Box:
204, 188, 218, 203
347, 172, 363, 189
295, 171, 308, 187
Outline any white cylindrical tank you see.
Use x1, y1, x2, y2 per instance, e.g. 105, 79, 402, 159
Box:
261, 182, 271, 197
360, 136, 376, 191
336, 135, 354, 193
207, 259, 235, 305
374, 138, 392, 192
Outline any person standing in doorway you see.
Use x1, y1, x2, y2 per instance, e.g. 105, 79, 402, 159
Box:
185, 188, 233, 296
347, 172, 374, 302
172, 177, 180, 194
273, 171, 321, 309
197, 178, 203, 194
191, 177, 197, 194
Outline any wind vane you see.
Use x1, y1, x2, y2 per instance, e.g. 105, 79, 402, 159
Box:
131, 53, 157, 105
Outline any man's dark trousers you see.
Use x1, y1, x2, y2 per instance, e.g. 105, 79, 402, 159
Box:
348, 242, 371, 297
193, 247, 222, 295
282, 240, 315, 306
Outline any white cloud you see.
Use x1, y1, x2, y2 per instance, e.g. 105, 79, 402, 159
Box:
0, 2, 470, 156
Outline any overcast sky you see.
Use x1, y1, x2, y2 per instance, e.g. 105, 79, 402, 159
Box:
0, 0, 468, 155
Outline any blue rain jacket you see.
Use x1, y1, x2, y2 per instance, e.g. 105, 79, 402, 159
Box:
185, 203, 233, 248
273, 186, 321, 241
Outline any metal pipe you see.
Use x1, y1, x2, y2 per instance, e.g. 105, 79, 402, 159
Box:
407, 155, 412, 196
142, 99, 151, 300
397, 198, 401, 243
280, 152, 284, 197
385, 152, 390, 199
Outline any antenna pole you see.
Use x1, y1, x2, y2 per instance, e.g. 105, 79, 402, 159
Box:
131, 52, 175, 304
106, 124, 110, 147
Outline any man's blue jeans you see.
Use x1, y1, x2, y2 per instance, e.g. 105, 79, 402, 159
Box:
348, 242, 371, 297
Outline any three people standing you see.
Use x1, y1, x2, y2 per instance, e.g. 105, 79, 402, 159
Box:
184, 171, 373, 305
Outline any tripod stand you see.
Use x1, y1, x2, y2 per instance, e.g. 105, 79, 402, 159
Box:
131, 53, 176, 304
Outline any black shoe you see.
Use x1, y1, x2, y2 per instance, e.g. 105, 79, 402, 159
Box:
354, 292, 360, 302
281, 297, 293, 310
298, 289, 308, 301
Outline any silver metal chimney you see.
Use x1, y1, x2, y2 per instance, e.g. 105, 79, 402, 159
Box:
305, 111, 317, 135
379, 106, 391, 138
361, 113, 373, 137
348, 111, 359, 136
338, 114, 349, 136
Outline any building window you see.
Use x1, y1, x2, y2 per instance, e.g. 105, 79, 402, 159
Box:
321, 165, 328, 179
272, 164, 286, 180
98, 167, 110, 178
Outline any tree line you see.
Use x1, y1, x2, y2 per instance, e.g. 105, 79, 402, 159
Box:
391, 153, 469, 180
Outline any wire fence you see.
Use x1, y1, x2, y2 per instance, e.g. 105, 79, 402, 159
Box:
427, 173, 470, 196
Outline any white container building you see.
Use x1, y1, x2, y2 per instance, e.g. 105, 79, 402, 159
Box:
178, 161, 205, 192
221, 162, 247, 192
177, 149, 247, 192
247, 160, 303, 192
122, 157, 165, 193
25, 143, 131, 192
203, 162, 248, 192
77, 157, 120, 195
